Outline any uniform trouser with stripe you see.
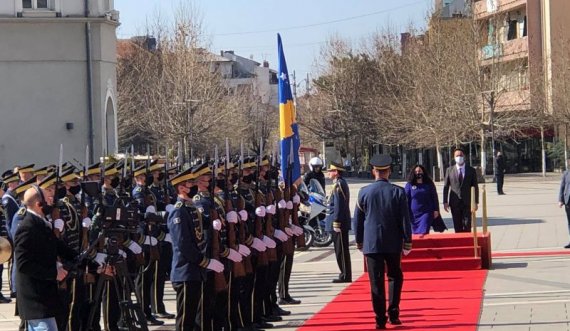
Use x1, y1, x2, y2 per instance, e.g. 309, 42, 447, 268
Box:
85, 276, 102, 331
152, 241, 173, 315
239, 273, 254, 327
200, 272, 229, 331
102, 277, 121, 331
278, 251, 294, 300
264, 245, 283, 314
172, 281, 201, 331
228, 276, 245, 330
332, 230, 352, 281
252, 261, 268, 323
136, 247, 157, 318
57, 276, 88, 331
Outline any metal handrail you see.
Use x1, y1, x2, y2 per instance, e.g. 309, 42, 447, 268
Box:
471, 186, 478, 258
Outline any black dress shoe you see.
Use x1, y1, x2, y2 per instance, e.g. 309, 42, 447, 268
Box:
10, 292, 16, 299
255, 321, 273, 328
389, 317, 402, 325
279, 297, 301, 305
375, 323, 386, 330
155, 311, 175, 319
146, 316, 164, 326
564, 243, 570, 249
273, 305, 291, 316
263, 315, 282, 322
0, 295, 11, 304
332, 278, 352, 283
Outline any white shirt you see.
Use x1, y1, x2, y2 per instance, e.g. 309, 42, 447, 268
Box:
456, 164, 466, 179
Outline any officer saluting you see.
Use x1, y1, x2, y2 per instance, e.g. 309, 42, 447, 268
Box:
354, 155, 412, 330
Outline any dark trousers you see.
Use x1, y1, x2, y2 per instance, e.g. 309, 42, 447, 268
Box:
136, 247, 157, 318
278, 252, 294, 300
152, 242, 173, 314
102, 277, 121, 331
450, 200, 472, 233
229, 276, 245, 329
172, 281, 201, 331
496, 174, 504, 194
332, 230, 352, 281
252, 263, 268, 322
57, 276, 88, 331
239, 273, 254, 327
564, 206, 570, 239
200, 272, 230, 331
366, 253, 403, 325
265, 246, 283, 313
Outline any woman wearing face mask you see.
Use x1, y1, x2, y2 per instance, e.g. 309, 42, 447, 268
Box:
404, 165, 440, 237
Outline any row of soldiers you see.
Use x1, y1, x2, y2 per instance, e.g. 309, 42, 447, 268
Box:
0, 154, 305, 331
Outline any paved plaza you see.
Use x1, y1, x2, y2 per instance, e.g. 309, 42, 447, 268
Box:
0, 174, 568, 330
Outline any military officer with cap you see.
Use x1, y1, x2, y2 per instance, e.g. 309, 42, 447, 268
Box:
325, 161, 352, 283
354, 154, 412, 330
168, 166, 224, 331
15, 164, 35, 183
2, 171, 21, 241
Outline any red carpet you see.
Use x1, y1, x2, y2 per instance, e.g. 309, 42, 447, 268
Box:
299, 270, 487, 331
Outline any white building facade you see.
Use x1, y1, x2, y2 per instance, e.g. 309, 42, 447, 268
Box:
0, 0, 119, 170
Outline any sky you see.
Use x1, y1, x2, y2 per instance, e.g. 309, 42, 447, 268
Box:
115, 0, 433, 83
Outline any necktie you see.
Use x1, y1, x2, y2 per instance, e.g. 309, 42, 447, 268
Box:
459, 168, 463, 183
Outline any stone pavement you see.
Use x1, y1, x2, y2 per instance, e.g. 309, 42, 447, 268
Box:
0, 173, 568, 330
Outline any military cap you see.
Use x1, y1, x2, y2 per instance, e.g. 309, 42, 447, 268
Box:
84, 162, 102, 176
167, 166, 178, 175
170, 167, 194, 186
38, 172, 57, 189
328, 161, 346, 172
260, 156, 270, 167
102, 163, 118, 177
60, 168, 80, 182
34, 166, 51, 177
148, 160, 163, 173
242, 157, 256, 169
191, 162, 212, 178
2, 171, 19, 184
17, 164, 35, 174
370, 154, 392, 171
13, 176, 37, 196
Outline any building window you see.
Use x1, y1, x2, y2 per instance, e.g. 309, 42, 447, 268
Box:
23, 0, 49, 9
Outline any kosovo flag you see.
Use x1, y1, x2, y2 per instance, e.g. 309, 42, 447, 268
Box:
278, 34, 301, 186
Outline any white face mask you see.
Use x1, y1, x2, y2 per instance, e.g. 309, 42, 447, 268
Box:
455, 156, 464, 165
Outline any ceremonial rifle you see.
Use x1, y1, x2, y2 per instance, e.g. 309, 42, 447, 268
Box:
264, 148, 278, 262
237, 141, 253, 274
225, 138, 246, 277
254, 138, 268, 266
276, 142, 294, 255
289, 143, 305, 248
210, 146, 228, 292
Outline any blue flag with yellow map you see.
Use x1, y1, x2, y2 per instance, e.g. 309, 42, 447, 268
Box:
278, 34, 301, 186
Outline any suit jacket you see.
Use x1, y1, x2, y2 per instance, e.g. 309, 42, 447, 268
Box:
325, 177, 351, 231
559, 171, 570, 205
354, 179, 412, 254
14, 211, 77, 320
443, 165, 479, 206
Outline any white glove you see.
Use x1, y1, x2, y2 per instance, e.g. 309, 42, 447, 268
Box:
126, 241, 142, 254
206, 259, 224, 273
143, 236, 158, 246
286, 201, 293, 210
273, 229, 288, 242
145, 205, 156, 214
212, 219, 222, 231
292, 194, 301, 204
251, 237, 267, 252
165, 204, 174, 213
54, 219, 64, 232
56, 262, 68, 281
94, 253, 107, 266
262, 235, 276, 249
255, 206, 266, 217
333, 227, 341, 233
266, 204, 277, 215
284, 227, 294, 237
118, 249, 127, 258
226, 248, 243, 262
277, 199, 287, 209
238, 210, 248, 221
292, 224, 304, 236
403, 249, 411, 256
238, 244, 251, 257
226, 211, 238, 223
82, 217, 92, 228
164, 233, 172, 243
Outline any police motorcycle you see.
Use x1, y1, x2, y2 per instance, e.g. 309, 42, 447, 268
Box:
297, 178, 332, 247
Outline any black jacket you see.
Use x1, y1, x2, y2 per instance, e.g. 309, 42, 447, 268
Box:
14, 211, 77, 320
443, 165, 479, 206
304, 171, 326, 194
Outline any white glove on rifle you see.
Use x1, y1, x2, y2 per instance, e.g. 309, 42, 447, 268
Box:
212, 219, 222, 231
82, 217, 92, 228
403, 249, 412, 256
56, 262, 67, 281
118, 249, 127, 258
262, 235, 276, 249
292, 224, 304, 236
238, 244, 251, 257
284, 226, 294, 237
165, 204, 174, 213
333, 227, 341, 233
145, 205, 156, 214
286, 201, 293, 210
143, 236, 158, 246
277, 199, 287, 209
226, 248, 243, 263
292, 194, 301, 204
251, 237, 267, 252
93, 253, 107, 266
206, 259, 224, 273
273, 229, 288, 242
238, 210, 248, 222
226, 211, 238, 224
126, 241, 142, 254
164, 233, 172, 243
255, 206, 266, 217
266, 204, 277, 215
54, 219, 64, 232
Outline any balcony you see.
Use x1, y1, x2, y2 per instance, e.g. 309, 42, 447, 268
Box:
474, 0, 526, 20
496, 89, 530, 112
480, 37, 528, 65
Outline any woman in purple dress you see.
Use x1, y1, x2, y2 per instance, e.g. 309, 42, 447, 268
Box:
404, 165, 440, 236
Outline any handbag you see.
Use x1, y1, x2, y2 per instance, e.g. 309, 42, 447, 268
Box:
431, 214, 447, 233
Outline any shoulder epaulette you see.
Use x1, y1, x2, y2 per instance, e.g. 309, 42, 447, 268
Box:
17, 207, 26, 216
175, 201, 183, 209
193, 194, 201, 202
135, 186, 142, 193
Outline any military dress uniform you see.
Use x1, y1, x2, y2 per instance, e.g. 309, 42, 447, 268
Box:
325, 162, 352, 283
354, 155, 412, 329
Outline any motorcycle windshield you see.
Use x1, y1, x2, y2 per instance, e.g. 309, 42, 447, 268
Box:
308, 179, 325, 196
297, 181, 309, 197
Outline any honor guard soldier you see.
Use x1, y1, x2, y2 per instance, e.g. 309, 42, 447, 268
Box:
326, 161, 352, 283
34, 166, 52, 183
131, 162, 164, 326
354, 154, 412, 329
2, 171, 21, 241
16, 164, 35, 183
168, 167, 224, 331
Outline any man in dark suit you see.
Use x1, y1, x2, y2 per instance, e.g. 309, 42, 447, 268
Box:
443, 148, 479, 233
558, 167, 570, 248
14, 185, 77, 331
495, 152, 506, 195
354, 154, 412, 330
325, 161, 352, 283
